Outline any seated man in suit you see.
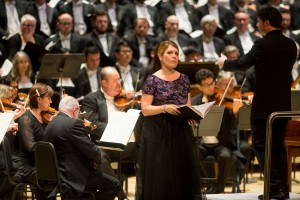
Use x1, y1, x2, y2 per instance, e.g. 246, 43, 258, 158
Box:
74, 46, 102, 101
44, 96, 121, 200
192, 69, 246, 194
81, 66, 138, 200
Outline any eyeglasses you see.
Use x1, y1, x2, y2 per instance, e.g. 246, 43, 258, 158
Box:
119, 50, 132, 55
201, 82, 215, 88
60, 22, 73, 26
22, 24, 35, 28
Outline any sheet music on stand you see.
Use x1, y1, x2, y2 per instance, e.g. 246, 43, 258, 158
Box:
97, 109, 140, 151
0, 111, 15, 143
192, 106, 225, 137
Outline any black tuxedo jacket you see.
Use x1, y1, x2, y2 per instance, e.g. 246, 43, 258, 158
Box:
121, 3, 160, 36
0, 0, 28, 37
44, 112, 102, 193
196, 4, 234, 32
44, 32, 85, 53
57, 1, 95, 33
122, 33, 156, 64
158, 1, 199, 33
223, 31, 260, 57
83, 30, 119, 62
95, 3, 127, 35
191, 35, 225, 58
24, 3, 59, 37
74, 66, 102, 99
223, 30, 297, 119
81, 89, 108, 141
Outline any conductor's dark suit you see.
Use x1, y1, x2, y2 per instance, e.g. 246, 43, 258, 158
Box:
44, 112, 121, 199
223, 29, 297, 194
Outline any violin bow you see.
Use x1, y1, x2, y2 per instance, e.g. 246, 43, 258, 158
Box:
131, 70, 140, 109
218, 76, 234, 106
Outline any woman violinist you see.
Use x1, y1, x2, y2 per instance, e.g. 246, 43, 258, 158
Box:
17, 83, 54, 199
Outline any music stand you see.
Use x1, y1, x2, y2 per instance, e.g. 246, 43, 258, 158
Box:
238, 105, 251, 130
38, 54, 84, 98
176, 62, 219, 84
192, 106, 225, 137
291, 90, 300, 111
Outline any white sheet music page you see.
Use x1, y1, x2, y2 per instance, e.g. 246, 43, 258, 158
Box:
192, 101, 215, 118
0, 111, 15, 143
1, 59, 13, 77
100, 109, 140, 147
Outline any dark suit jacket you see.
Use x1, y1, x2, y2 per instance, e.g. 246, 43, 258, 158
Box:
0, 0, 28, 37
57, 1, 95, 34
83, 30, 119, 62
223, 30, 260, 57
223, 30, 297, 119
120, 3, 161, 36
95, 3, 127, 35
191, 35, 225, 58
24, 2, 59, 37
158, 1, 200, 33
44, 32, 85, 53
196, 4, 234, 32
44, 112, 102, 193
81, 90, 108, 141
74, 66, 102, 99
122, 33, 156, 64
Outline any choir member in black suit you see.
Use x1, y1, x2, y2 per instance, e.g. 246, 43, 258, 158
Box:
44, 96, 121, 200
57, 0, 95, 35
25, 0, 59, 38
44, 13, 85, 53
83, 10, 120, 63
7, 14, 44, 61
123, 18, 157, 68
0, 0, 28, 38
217, 7, 298, 199
74, 46, 102, 101
119, 0, 160, 36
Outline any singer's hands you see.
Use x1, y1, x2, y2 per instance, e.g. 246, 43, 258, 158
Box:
216, 54, 227, 69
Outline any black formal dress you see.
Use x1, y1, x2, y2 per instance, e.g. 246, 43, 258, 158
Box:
223, 29, 298, 194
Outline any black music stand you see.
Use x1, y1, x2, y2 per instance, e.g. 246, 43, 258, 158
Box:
192, 106, 225, 137
291, 90, 300, 111
176, 62, 219, 84
38, 54, 84, 98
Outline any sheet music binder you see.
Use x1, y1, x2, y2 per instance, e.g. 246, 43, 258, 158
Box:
176, 62, 219, 84
38, 54, 84, 79
192, 106, 225, 137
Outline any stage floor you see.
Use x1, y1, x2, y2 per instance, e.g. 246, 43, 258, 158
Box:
206, 192, 300, 200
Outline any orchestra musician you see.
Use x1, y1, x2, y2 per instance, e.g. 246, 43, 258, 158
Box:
192, 69, 247, 194
44, 96, 121, 199
137, 40, 202, 199
217, 7, 298, 200
17, 82, 54, 199
81, 66, 138, 200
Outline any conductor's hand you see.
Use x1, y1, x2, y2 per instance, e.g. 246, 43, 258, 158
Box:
216, 54, 227, 69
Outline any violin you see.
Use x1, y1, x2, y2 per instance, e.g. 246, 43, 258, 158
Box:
114, 90, 141, 111
41, 107, 59, 124
0, 98, 18, 111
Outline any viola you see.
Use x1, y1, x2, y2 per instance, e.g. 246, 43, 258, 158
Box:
114, 90, 142, 111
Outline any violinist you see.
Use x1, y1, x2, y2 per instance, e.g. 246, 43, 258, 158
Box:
81, 66, 137, 200
17, 83, 54, 199
44, 96, 121, 199
192, 69, 247, 194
